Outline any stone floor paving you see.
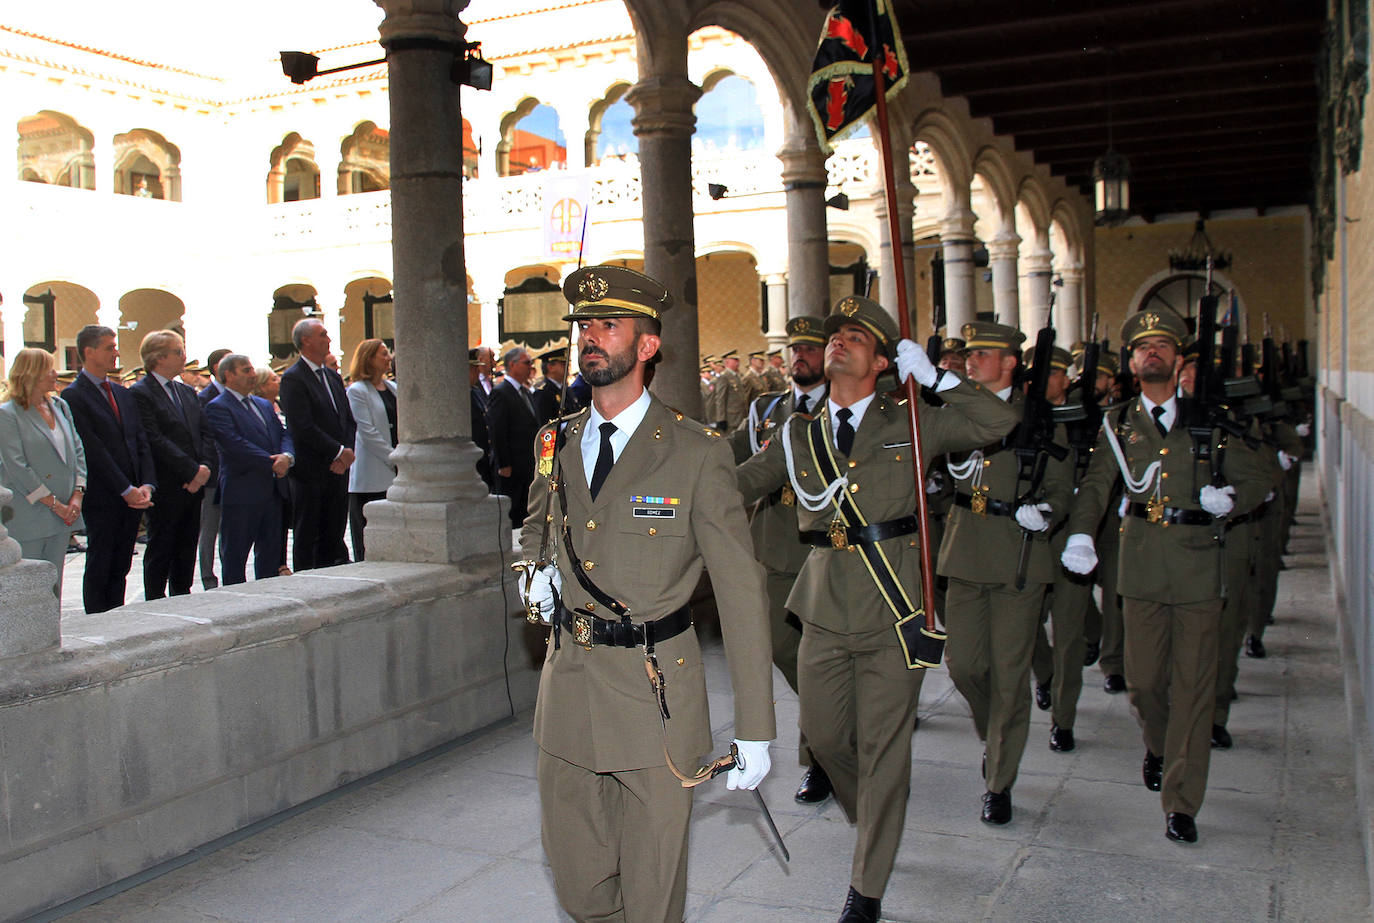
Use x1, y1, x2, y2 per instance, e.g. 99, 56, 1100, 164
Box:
41, 473, 1372, 921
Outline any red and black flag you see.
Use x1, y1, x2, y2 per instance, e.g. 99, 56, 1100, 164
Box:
805, 0, 910, 151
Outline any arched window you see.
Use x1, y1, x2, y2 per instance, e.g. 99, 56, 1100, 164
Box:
462, 118, 479, 178
589, 85, 636, 165
267, 133, 321, 203
113, 128, 182, 201
339, 122, 390, 194
693, 74, 764, 155
18, 111, 95, 189
500, 101, 566, 176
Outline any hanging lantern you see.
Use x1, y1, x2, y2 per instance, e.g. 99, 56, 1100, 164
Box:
1093, 148, 1131, 227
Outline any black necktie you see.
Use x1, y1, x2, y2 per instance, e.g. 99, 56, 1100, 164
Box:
589, 422, 617, 500
1152, 405, 1169, 438
316, 367, 339, 417
519, 385, 535, 416
796, 394, 810, 415
836, 407, 855, 456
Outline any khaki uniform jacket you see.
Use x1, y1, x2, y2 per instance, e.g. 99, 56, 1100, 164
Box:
522, 394, 776, 773
937, 390, 1075, 587
762, 366, 789, 392
716, 368, 750, 429
703, 374, 724, 425
1068, 398, 1272, 605
740, 368, 767, 405
729, 389, 813, 575
735, 379, 1019, 635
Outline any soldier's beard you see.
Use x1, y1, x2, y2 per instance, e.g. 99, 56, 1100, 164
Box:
793, 366, 825, 387
581, 340, 639, 386
1138, 363, 1174, 384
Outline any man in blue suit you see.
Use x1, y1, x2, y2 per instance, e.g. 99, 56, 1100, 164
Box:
205, 354, 295, 585
62, 324, 156, 613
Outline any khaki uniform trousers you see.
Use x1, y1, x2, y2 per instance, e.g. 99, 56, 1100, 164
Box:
944, 578, 1046, 793
1123, 596, 1222, 817
1083, 519, 1125, 677
1214, 520, 1256, 726
764, 565, 810, 766
1033, 569, 1093, 730
799, 620, 925, 898
537, 749, 693, 923
1248, 499, 1285, 638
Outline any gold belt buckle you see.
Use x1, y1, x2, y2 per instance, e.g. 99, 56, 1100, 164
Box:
780, 485, 796, 507
971, 489, 988, 516
828, 519, 849, 550
1146, 495, 1164, 524
573, 615, 594, 648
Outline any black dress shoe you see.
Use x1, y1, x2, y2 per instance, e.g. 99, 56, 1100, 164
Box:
1142, 752, 1163, 792
1034, 680, 1052, 711
1103, 673, 1127, 694
795, 764, 833, 804
1049, 724, 1075, 752
981, 789, 1012, 825
1211, 724, 1233, 749
1083, 640, 1101, 667
838, 886, 881, 923
1244, 634, 1267, 658
1165, 811, 1198, 843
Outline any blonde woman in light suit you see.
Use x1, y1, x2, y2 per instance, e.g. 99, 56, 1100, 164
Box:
345, 339, 397, 561
0, 348, 88, 600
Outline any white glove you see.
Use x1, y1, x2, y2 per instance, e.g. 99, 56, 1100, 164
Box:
1117, 494, 1131, 519
527, 565, 562, 623
1199, 484, 1236, 517
1061, 533, 1098, 575
1265, 490, 1276, 503
1296, 422, 1311, 437
1015, 502, 1052, 532
895, 338, 940, 389
726, 739, 771, 791
1277, 450, 1295, 471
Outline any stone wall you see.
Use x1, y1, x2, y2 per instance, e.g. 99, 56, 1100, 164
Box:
0, 560, 540, 921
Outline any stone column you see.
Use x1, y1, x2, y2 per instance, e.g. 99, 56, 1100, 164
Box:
987, 229, 1022, 330
627, 62, 702, 416
778, 138, 830, 318
2, 280, 27, 376
0, 484, 60, 658
762, 271, 788, 351
940, 203, 978, 332
1057, 264, 1084, 343
1020, 246, 1053, 334
366, 0, 502, 564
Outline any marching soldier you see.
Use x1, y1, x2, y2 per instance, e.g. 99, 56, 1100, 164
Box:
520, 265, 776, 923
763, 347, 789, 391
737, 296, 1019, 923
1062, 306, 1270, 844
701, 354, 722, 424
924, 336, 969, 618
729, 315, 832, 803
716, 349, 750, 430
1077, 349, 1127, 692
937, 322, 1074, 825
1244, 415, 1303, 659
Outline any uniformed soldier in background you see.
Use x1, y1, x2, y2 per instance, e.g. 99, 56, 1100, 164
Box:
1244, 414, 1303, 659
763, 347, 789, 391
521, 265, 776, 923
741, 349, 768, 403
924, 336, 969, 619
737, 297, 1019, 923
701, 354, 722, 424
1063, 306, 1270, 844
1077, 349, 1127, 693
533, 346, 584, 423
730, 315, 831, 802
937, 322, 1075, 825
715, 350, 750, 430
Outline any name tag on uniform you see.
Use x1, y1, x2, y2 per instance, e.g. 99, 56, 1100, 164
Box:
883, 441, 912, 449
634, 507, 676, 518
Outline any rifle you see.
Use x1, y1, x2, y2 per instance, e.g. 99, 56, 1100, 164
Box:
921, 334, 946, 407
1009, 322, 1068, 589
1053, 313, 1102, 482
1183, 260, 1257, 475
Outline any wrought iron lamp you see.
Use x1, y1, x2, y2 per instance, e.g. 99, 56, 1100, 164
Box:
1168, 219, 1232, 272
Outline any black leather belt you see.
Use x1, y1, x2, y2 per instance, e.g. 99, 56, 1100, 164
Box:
1226, 498, 1272, 530
952, 493, 1017, 517
555, 604, 692, 649
801, 515, 918, 548
1126, 501, 1214, 526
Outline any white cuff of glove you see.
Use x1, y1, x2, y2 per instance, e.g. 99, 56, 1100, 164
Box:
1277, 450, 1294, 471
1014, 502, 1052, 532
1117, 494, 1130, 519
725, 739, 771, 791
528, 565, 561, 623
1061, 533, 1098, 575
1296, 423, 1311, 437
895, 338, 953, 390
1199, 484, 1236, 517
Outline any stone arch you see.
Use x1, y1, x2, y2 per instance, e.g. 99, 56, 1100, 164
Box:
17, 111, 95, 189
910, 108, 975, 205
498, 98, 565, 177
1049, 199, 1085, 266
971, 146, 1018, 229
1015, 177, 1053, 245
113, 128, 181, 200
117, 289, 186, 363
22, 281, 99, 369
269, 282, 319, 359
267, 133, 320, 204
693, 70, 767, 154
341, 276, 394, 363
338, 121, 390, 195
587, 83, 635, 165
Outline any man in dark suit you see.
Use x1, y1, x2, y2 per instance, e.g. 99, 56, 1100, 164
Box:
196, 347, 233, 589
62, 324, 156, 613
533, 346, 584, 423
204, 354, 295, 584
278, 319, 356, 570
130, 330, 216, 599
486, 345, 541, 538
469, 348, 493, 490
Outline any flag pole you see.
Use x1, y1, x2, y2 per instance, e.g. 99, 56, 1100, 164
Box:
868, 31, 939, 637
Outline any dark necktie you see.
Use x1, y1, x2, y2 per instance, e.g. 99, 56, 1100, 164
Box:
836, 407, 855, 456
796, 393, 810, 415
589, 422, 617, 500
165, 380, 186, 420
519, 385, 535, 416
101, 380, 121, 423
1152, 405, 1169, 438
316, 367, 339, 417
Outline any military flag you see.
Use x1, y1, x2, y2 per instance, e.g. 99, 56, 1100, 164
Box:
805, 0, 910, 151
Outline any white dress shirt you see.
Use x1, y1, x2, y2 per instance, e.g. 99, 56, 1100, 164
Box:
581, 387, 651, 486
826, 391, 877, 451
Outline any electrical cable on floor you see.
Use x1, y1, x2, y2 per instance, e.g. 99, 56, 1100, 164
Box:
495, 490, 516, 718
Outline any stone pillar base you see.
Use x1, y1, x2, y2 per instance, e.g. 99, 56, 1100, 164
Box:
364, 493, 509, 565
0, 558, 60, 658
